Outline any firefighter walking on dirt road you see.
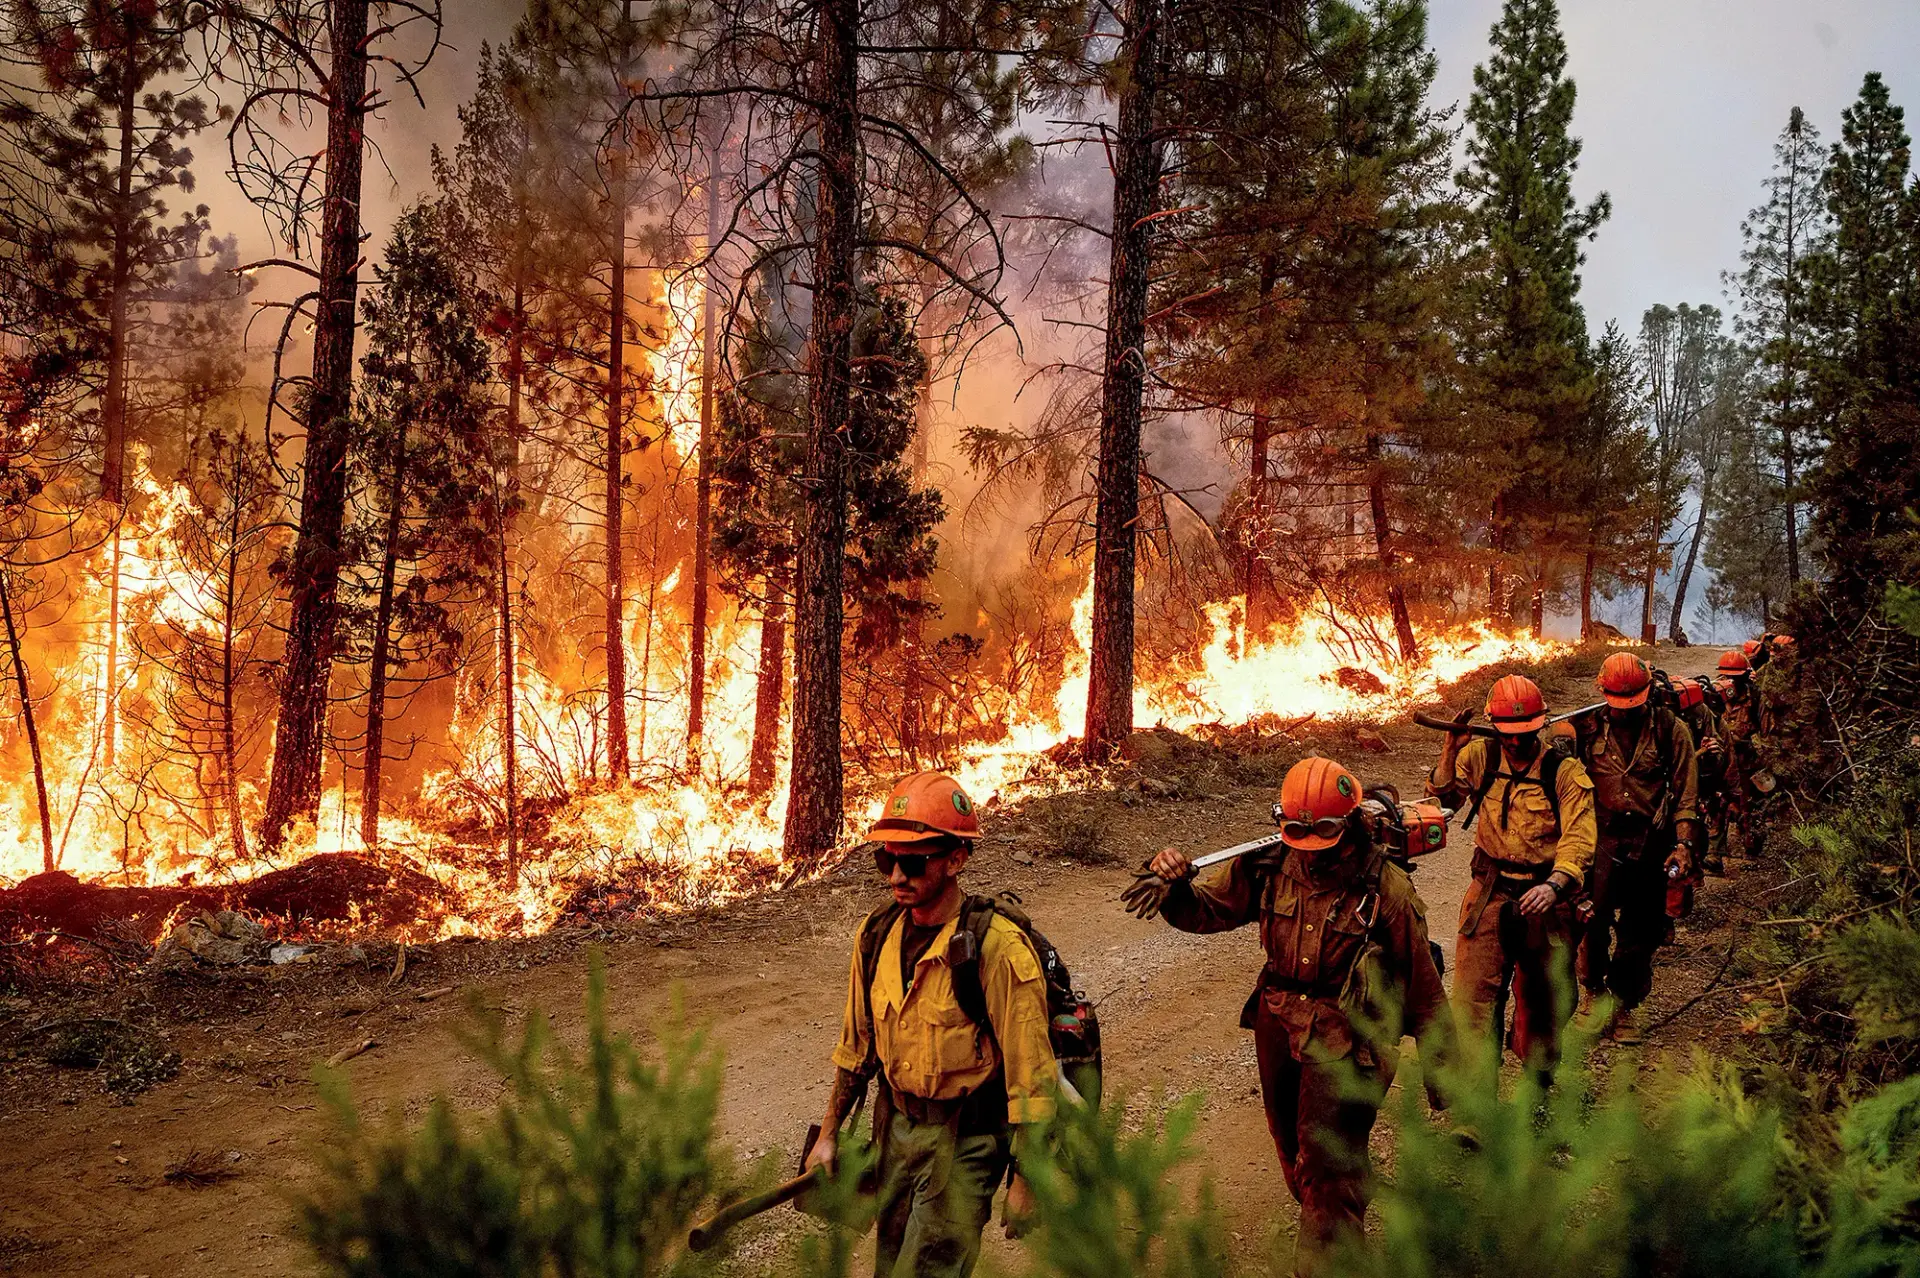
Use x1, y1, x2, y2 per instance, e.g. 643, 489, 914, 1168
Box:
1428, 674, 1597, 1083
1141, 756, 1449, 1276
807, 772, 1057, 1278
1570, 654, 1700, 1045
1714, 649, 1766, 863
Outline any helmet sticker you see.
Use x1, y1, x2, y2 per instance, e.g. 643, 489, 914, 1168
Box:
890, 795, 909, 816
1336, 774, 1354, 797
951, 790, 973, 815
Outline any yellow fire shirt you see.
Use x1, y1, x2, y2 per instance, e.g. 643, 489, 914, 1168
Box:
832, 909, 1058, 1124
1431, 737, 1597, 885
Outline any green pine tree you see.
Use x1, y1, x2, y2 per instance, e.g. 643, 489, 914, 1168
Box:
1730, 106, 1828, 588
1457, 0, 1611, 634
712, 281, 942, 792
348, 205, 501, 849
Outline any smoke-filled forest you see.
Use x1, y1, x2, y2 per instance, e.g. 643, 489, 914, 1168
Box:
8, 1, 1920, 1277
0, 0, 1891, 932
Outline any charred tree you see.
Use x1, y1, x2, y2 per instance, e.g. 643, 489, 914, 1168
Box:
209, 0, 440, 851
1084, 0, 1164, 755
749, 572, 787, 795
687, 128, 723, 774
782, 0, 861, 863
0, 568, 53, 871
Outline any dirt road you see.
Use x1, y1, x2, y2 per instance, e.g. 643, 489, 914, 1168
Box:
0, 645, 1742, 1277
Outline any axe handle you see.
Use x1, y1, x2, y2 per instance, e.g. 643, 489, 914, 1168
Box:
689, 1169, 823, 1252
1412, 711, 1500, 739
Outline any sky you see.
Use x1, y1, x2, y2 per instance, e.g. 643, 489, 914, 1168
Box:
1427, 0, 1920, 337
258, 0, 1920, 348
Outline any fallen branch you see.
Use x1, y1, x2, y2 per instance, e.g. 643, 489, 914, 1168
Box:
324, 1037, 378, 1068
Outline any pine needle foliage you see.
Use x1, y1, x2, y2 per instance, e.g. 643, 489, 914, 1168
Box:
1339, 1045, 1920, 1278
1014, 1091, 1227, 1278
297, 953, 737, 1278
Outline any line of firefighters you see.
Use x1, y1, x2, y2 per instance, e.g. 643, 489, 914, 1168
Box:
801, 641, 1789, 1278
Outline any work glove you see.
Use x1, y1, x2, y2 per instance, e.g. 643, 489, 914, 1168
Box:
1122, 848, 1194, 920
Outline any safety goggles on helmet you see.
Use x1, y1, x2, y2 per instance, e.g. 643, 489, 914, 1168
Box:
1281, 816, 1349, 847
873, 845, 952, 879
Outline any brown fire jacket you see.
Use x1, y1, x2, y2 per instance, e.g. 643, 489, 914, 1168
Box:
1580, 708, 1700, 827
1159, 849, 1448, 1066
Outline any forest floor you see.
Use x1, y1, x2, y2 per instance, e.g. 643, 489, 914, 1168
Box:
0, 643, 1757, 1278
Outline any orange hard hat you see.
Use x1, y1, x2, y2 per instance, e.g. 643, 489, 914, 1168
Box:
1598, 652, 1652, 709
1742, 638, 1763, 658
1718, 649, 1752, 676
1774, 634, 1796, 650
1673, 676, 1706, 712
866, 771, 982, 844
1485, 674, 1547, 733
1277, 757, 1362, 851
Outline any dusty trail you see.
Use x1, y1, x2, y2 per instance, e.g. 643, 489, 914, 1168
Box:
0, 645, 1739, 1277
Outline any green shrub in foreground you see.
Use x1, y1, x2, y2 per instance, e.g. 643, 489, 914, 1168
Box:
298, 954, 740, 1278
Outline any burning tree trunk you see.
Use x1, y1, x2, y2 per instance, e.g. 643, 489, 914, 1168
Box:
603, 153, 631, 786
359, 449, 408, 849
99, 69, 138, 772
750, 573, 788, 796
220, 513, 247, 861
1365, 433, 1416, 662
687, 131, 722, 774
1085, 0, 1164, 755
258, 0, 376, 851
500, 284, 524, 888
1580, 542, 1596, 639
0, 569, 53, 871
781, 0, 860, 864
1243, 408, 1272, 632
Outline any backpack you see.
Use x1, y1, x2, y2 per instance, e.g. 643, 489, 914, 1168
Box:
1462, 736, 1574, 830
857, 893, 1103, 1106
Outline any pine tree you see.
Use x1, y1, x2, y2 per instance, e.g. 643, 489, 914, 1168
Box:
1730, 106, 1827, 589
1457, 0, 1610, 633
1801, 72, 1920, 619
1083, 0, 1166, 753
2, 0, 218, 773
508, 0, 673, 789
349, 206, 498, 849
1669, 336, 1751, 640
433, 41, 572, 885
1636, 303, 1720, 640
1568, 322, 1655, 636
1704, 414, 1789, 630
210, 0, 449, 852
711, 284, 942, 796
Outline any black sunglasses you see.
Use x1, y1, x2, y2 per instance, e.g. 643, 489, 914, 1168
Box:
874, 845, 952, 879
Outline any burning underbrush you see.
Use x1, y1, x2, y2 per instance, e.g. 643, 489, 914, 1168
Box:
0, 586, 1573, 984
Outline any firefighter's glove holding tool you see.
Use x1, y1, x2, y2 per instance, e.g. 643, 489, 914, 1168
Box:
1124, 848, 1196, 920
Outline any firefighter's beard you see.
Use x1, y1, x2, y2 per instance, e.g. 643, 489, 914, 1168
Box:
1501, 732, 1542, 771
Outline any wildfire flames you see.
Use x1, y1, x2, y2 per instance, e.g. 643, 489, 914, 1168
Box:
0, 275, 1567, 943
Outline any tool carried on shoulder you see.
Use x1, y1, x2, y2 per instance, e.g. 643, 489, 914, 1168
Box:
1122, 793, 1450, 919
1412, 704, 1605, 738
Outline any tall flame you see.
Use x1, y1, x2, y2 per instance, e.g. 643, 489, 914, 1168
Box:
0, 272, 1572, 941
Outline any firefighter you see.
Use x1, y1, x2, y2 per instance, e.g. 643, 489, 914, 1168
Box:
807, 772, 1057, 1278
1428, 674, 1597, 1081
1678, 676, 1728, 876
1571, 654, 1700, 1044
1715, 650, 1764, 861
1142, 757, 1449, 1276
